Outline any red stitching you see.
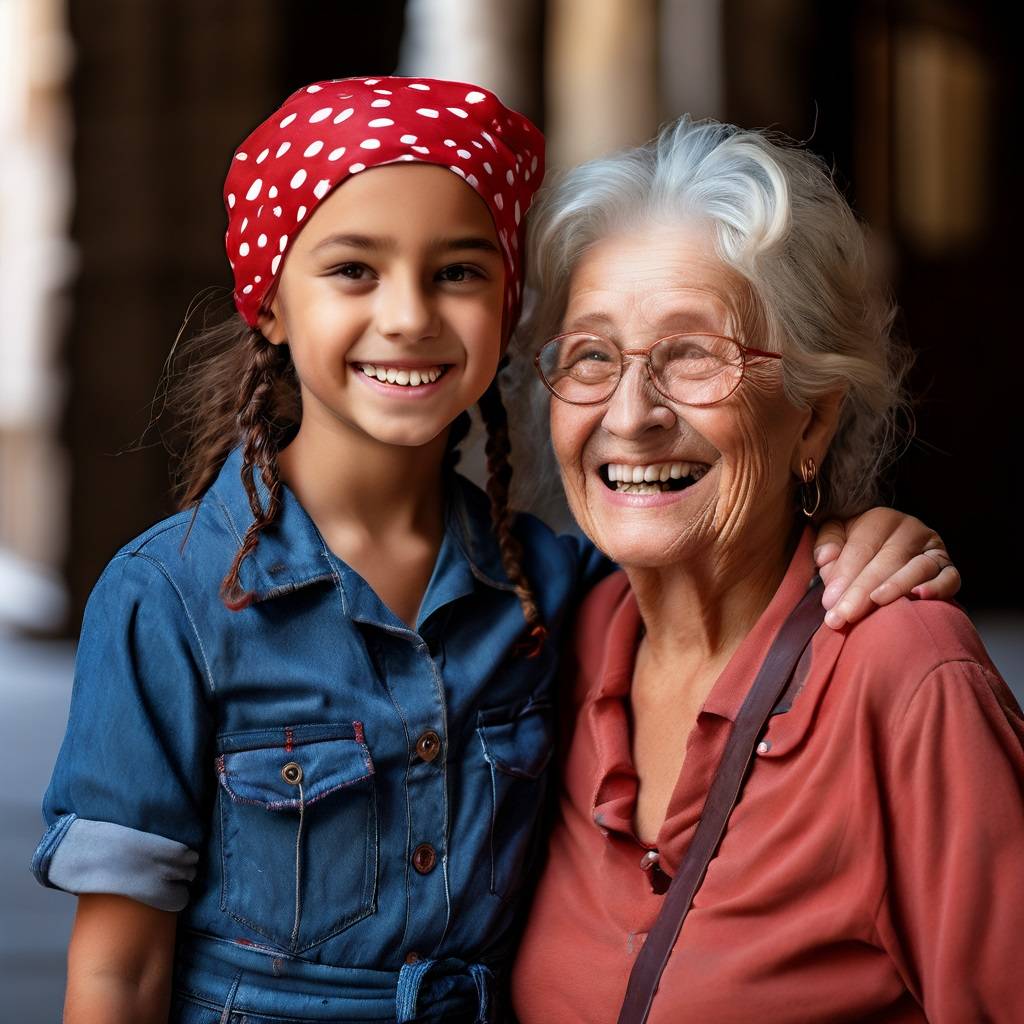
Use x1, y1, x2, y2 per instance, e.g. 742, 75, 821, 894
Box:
354, 720, 365, 744
285, 727, 294, 753
216, 754, 226, 775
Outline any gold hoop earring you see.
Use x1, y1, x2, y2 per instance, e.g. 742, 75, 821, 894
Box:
799, 456, 822, 518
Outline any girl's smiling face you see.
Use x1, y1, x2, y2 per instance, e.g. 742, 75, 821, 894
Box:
260, 163, 505, 450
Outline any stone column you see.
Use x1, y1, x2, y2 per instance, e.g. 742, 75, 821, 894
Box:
660, 0, 726, 121
399, 0, 543, 124
545, 0, 659, 168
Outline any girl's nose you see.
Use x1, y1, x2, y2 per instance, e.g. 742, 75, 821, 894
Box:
375, 272, 439, 343
600, 358, 676, 438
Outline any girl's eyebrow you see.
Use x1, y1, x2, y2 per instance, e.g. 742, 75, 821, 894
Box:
431, 236, 501, 255
311, 233, 389, 253
310, 233, 500, 255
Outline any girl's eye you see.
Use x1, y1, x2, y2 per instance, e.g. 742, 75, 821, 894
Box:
333, 262, 371, 280
436, 264, 480, 284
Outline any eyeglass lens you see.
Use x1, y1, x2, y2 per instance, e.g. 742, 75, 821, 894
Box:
537, 333, 744, 405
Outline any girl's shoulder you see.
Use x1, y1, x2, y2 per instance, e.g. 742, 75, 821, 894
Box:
451, 472, 613, 602
89, 490, 242, 622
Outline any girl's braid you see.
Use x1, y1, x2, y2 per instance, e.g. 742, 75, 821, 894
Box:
477, 377, 547, 655
220, 329, 287, 610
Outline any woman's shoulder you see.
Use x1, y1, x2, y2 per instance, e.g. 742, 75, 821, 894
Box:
577, 568, 632, 622
562, 570, 635, 700
842, 595, 997, 679
831, 595, 1011, 731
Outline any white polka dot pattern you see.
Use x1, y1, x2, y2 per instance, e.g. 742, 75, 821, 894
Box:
224, 76, 545, 328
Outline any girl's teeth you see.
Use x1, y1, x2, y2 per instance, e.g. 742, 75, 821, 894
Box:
360, 364, 443, 387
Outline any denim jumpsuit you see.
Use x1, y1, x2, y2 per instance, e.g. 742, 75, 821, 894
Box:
33, 448, 606, 1023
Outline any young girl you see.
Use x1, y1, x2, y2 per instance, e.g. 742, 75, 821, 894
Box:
33, 77, 958, 1024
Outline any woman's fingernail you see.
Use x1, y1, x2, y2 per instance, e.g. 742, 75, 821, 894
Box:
822, 579, 846, 609
814, 543, 840, 565
824, 609, 845, 629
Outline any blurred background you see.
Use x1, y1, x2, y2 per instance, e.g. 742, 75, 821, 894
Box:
1, 0, 1019, 1017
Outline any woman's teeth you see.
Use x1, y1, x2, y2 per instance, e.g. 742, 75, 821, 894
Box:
358, 363, 446, 387
604, 461, 709, 493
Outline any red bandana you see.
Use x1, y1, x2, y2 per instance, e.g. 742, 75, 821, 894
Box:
223, 76, 545, 330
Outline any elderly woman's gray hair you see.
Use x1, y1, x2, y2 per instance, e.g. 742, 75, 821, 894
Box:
513, 115, 913, 519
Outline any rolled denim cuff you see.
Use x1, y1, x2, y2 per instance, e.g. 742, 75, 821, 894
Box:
31, 813, 198, 911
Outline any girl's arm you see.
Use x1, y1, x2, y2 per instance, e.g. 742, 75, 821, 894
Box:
65, 894, 177, 1024
813, 509, 958, 628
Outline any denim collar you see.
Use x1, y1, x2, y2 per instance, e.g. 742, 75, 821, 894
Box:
206, 448, 514, 623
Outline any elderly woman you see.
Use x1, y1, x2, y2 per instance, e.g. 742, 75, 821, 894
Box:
511, 118, 1024, 1022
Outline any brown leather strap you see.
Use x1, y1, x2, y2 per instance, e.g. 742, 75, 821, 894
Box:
616, 578, 825, 1024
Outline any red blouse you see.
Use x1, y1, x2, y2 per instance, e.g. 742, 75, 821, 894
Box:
512, 531, 1024, 1023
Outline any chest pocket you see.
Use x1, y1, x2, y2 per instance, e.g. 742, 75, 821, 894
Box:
215, 722, 377, 952
477, 699, 554, 899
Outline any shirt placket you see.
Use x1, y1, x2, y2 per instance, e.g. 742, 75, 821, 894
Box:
376, 627, 451, 961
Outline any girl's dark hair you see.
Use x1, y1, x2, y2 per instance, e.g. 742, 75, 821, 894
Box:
478, 377, 548, 655
168, 312, 296, 610
167, 306, 545, 647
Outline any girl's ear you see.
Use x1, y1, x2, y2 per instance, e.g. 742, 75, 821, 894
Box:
791, 387, 845, 477
257, 305, 287, 346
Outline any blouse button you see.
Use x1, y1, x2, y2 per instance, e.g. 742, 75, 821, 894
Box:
756, 740, 771, 755
415, 730, 441, 763
412, 843, 437, 874
280, 761, 303, 785
639, 849, 660, 872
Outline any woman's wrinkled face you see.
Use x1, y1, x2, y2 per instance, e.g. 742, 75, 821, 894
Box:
549, 223, 810, 571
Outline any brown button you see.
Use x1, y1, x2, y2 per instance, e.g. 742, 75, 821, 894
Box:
415, 730, 441, 763
412, 843, 437, 874
280, 761, 303, 785
404, 951, 421, 965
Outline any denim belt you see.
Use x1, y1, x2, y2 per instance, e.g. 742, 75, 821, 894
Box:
395, 957, 493, 1023
173, 932, 491, 1022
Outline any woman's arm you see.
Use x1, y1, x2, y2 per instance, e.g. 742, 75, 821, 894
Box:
877, 659, 1024, 1019
65, 894, 177, 1024
813, 509, 958, 628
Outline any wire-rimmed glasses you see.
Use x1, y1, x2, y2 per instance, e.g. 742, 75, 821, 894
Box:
534, 332, 783, 407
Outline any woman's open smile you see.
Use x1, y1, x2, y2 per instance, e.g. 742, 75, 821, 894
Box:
595, 459, 716, 506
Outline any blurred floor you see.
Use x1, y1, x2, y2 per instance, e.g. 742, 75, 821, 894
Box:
1, 627, 75, 1021
1, 607, 1021, 1020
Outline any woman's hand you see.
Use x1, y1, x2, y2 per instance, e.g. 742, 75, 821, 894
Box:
64, 893, 177, 1024
813, 509, 959, 629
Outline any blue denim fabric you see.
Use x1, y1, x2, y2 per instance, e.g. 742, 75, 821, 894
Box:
33, 448, 608, 1021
